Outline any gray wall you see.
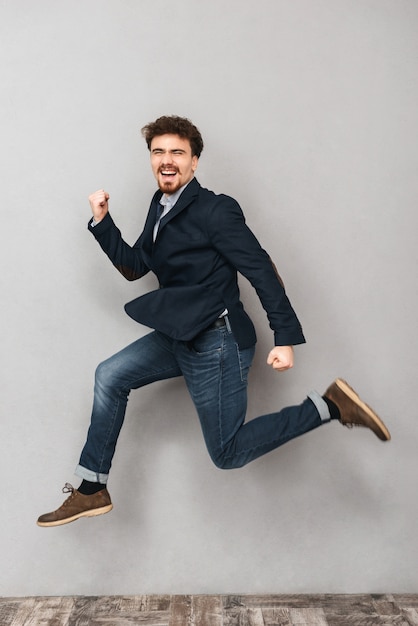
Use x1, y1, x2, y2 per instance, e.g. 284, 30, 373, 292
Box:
1, 0, 417, 596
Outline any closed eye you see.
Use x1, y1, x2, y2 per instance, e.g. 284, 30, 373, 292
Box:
152, 149, 187, 156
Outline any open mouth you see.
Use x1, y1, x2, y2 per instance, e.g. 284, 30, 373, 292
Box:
160, 169, 178, 178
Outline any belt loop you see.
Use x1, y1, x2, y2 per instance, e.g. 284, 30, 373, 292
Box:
224, 314, 231, 334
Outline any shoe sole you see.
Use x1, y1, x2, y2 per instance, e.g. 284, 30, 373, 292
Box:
335, 378, 391, 441
37, 504, 113, 527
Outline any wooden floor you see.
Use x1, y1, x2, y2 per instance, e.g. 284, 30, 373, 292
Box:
1, 594, 418, 625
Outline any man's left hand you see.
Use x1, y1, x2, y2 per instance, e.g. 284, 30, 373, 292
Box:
267, 345, 294, 371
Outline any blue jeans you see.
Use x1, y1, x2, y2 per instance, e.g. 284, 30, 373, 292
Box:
76, 322, 329, 483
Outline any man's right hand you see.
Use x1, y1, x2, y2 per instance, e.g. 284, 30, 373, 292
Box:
89, 189, 109, 223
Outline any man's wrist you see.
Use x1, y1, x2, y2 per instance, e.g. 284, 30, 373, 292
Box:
91, 214, 106, 227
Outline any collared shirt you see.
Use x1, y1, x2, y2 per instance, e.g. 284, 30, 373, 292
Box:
153, 180, 191, 242
161, 181, 190, 210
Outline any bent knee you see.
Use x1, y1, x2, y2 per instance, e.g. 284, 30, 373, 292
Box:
210, 450, 245, 470
94, 358, 119, 388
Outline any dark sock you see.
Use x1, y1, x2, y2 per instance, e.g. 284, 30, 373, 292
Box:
78, 479, 106, 495
323, 396, 341, 421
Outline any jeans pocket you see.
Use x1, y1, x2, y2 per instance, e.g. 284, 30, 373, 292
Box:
189, 328, 224, 355
235, 343, 255, 383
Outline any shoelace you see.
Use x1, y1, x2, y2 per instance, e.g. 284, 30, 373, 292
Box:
60, 483, 76, 509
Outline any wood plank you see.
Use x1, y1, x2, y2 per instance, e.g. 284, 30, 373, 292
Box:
89, 595, 170, 625
224, 594, 382, 611
168, 595, 192, 626
323, 615, 407, 625
223, 601, 296, 625
261, 608, 293, 626
10, 596, 75, 626
67, 595, 97, 626
223, 606, 267, 626
191, 595, 223, 626
0, 598, 21, 626
321, 594, 387, 618
289, 608, 328, 625
401, 608, 418, 626
372, 594, 403, 617
224, 594, 328, 609
394, 596, 418, 609
68, 596, 170, 626
316, 594, 383, 614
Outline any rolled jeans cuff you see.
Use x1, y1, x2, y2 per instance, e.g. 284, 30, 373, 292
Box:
307, 390, 331, 423
75, 464, 109, 484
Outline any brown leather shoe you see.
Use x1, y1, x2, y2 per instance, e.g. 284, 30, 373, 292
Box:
37, 483, 113, 527
324, 378, 391, 441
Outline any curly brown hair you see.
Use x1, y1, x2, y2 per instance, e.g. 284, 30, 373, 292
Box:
141, 115, 204, 158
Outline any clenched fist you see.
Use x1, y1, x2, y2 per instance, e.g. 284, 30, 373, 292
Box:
267, 345, 294, 372
89, 189, 110, 223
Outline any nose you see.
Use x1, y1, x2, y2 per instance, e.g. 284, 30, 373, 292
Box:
162, 151, 173, 164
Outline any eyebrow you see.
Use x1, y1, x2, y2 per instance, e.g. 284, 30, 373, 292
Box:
151, 148, 187, 154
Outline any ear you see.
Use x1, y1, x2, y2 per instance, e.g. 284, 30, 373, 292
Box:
192, 155, 199, 172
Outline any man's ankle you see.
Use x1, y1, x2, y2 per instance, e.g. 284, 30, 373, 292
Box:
78, 479, 106, 495
322, 396, 341, 421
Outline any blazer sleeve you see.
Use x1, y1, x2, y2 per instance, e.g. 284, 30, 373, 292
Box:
88, 213, 150, 281
206, 196, 306, 346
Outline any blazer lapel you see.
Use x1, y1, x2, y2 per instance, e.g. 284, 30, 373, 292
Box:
140, 190, 163, 257
157, 177, 200, 237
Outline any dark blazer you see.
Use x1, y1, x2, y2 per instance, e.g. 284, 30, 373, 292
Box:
88, 178, 305, 349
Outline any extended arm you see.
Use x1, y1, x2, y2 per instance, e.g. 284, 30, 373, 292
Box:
207, 197, 304, 370
88, 189, 150, 281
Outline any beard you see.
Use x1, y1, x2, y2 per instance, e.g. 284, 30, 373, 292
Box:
158, 178, 181, 194
157, 168, 180, 194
